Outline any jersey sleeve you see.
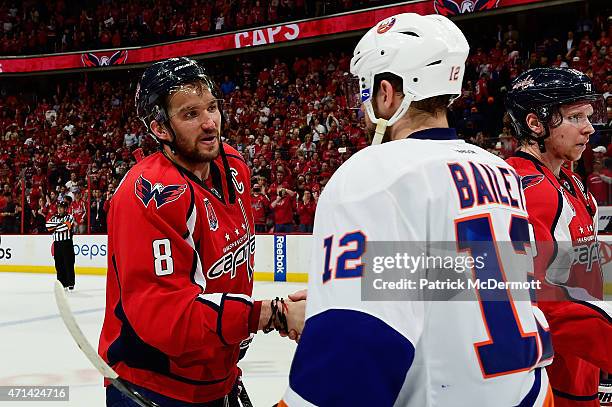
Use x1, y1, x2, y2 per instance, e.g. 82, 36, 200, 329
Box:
67, 214, 75, 231
46, 215, 72, 232
538, 300, 612, 372
107, 168, 256, 359
45, 217, 60, 231
283, 167, 425, 406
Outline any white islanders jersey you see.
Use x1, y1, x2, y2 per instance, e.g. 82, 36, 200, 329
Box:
282, 128, 553, 407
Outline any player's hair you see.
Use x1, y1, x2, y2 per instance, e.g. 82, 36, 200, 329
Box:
373, 72, 451, 116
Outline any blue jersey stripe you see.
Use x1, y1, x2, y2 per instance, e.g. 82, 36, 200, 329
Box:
515, 367, 542, 407
289, 309, 415, 407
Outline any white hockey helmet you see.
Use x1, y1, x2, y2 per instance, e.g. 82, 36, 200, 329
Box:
350, 13, 469, 143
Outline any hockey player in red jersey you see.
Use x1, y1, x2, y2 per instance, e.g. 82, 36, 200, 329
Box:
99, 57, 305, 406
506, 67, 612, 407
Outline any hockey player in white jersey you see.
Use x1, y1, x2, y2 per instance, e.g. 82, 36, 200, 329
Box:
281, 13, 554, 407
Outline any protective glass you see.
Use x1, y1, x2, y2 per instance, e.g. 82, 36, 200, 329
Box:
344, 75, 364, 110
166, 81, 223, 121
562, 96, 607, 128
168, 98, 224, 122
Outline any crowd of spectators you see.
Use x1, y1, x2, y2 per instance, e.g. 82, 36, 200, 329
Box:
0, 0, 399, 56
0, 6, 611, 234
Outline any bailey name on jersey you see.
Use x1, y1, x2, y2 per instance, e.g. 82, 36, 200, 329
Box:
448, 161, 526, 211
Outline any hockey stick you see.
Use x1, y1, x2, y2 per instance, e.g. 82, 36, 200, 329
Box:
53, 281, 160, 407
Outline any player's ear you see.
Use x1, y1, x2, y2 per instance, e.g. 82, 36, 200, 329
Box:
525, 113, 544, 135
379, 80, 396, 109
151, 120, 172, 141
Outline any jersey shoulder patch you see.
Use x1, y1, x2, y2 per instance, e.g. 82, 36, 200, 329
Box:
135, 174, 187, 209
520, 174, 545, 190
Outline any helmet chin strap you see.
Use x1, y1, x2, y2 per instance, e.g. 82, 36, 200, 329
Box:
365, 95, 414, 145
372, 118, 388, 145
531, 117, 551, 154
150, 113, 178, 154
537, 130, 548, 153
160, 127, 178, 154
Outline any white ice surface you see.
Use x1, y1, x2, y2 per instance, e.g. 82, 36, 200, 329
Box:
0, 273, 304, 407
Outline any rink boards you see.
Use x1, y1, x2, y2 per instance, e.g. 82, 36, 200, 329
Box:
1, 233, 611, 294
0, 234, 309, 282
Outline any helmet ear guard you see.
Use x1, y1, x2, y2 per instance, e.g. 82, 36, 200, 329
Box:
143, 104, 173, 150
148, 104, 169, 133
536, 106, 551, 122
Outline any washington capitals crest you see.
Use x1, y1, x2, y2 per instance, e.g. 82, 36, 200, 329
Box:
81, 50, 128, 67
434, 0, 499, 16
135, 175, 187, 209
520, 174, 545, 190
204, 198, 219, 231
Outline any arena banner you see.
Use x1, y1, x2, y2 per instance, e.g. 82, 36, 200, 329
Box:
0, 234, 310, 282
0, 0, 549, 74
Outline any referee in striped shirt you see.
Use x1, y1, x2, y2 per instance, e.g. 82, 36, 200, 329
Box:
46, 201, 75, 290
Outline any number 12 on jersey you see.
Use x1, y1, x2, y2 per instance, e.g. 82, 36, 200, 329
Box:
322, 231, 366, 283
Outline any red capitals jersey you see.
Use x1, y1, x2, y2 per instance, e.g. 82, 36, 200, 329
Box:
251, 193, 269, 225
68, 199, 86, 224
99, 145, 259, 403
508, 152, 612, 406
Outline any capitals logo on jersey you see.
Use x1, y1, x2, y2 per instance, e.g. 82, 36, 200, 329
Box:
135, 175, 187, 209
433, 0, 499, 16
520, 174, 545, 190
204, 198, 219, 231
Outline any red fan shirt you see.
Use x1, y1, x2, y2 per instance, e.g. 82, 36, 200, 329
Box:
296, 200, 316, 226
251, 193, 269, 225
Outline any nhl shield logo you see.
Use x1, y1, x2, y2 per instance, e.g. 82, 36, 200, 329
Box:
204, 198, 219, 231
